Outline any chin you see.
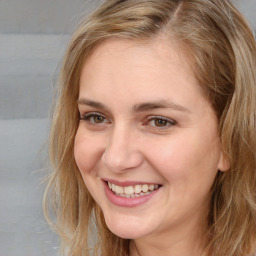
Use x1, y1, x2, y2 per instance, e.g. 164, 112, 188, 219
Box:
108, 226, 147, 240
103, 213, 154, 239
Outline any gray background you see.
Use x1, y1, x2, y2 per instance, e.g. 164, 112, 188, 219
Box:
0, 1, 255, 256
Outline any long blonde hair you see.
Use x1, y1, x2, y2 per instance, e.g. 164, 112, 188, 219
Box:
43, 0, 256, 255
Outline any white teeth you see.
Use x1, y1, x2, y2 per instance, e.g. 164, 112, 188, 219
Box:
149, 184, 155, 191
124, 186, 134, 195
142, 184, 148, 193
134, 185, 142, 193
115, 185, 124, 194
108, 182, 160, 198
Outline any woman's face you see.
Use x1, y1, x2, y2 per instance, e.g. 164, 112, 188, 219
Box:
74, 38, 227, 241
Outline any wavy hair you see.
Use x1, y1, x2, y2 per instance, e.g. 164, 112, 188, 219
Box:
43, 0, 256, 255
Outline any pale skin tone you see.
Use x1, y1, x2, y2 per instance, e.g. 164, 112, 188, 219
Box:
74, 37, 229, 256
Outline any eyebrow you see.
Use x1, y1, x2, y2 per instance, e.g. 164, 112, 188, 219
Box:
132, 100, 191, 113
78, 98, 108, 110
77, 98, 191, 113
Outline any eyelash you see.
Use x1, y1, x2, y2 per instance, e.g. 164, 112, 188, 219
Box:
80, 112, 176, 128
80, 112, 109, 124
146, 116, 176, 128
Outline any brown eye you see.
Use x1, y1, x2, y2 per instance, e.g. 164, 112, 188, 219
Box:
148, 116, 176, 128
80, 112, 109, 125
93, 115, 105, 123
154, 119, 168, 127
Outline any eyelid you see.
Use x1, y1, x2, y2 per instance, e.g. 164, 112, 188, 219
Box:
80, 112, 176, 129
146, 115, 177, 127
80, 111, 104, 118
80, 111, 110, 123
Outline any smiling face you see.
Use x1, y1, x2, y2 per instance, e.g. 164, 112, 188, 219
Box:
74, 37, 227, 243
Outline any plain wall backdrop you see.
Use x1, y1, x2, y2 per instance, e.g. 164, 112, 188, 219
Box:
0, 1, 255, 256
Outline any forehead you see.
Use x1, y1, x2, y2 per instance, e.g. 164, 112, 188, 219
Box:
85, 36, 192, 72
80, 37, 197, 89
79, 37, 208, 112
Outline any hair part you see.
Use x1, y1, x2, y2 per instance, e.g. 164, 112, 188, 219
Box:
43, 1, 256, 255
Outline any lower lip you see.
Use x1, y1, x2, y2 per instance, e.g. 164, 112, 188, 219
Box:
103, 181, 160, 208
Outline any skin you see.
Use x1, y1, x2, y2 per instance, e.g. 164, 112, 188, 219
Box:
74, 37, 229, 256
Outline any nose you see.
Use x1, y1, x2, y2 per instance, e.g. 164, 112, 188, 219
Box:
102, 125, 144, 173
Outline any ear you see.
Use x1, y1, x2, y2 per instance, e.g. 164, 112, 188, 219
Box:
218, 152, 230, 172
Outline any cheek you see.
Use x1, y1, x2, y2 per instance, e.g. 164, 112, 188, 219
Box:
74, 128, 104, 176
74, 129, 106, 205
146, 131, 220, 186
145, 132, 220, 220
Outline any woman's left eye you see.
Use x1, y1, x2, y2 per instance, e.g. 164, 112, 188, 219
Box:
147, 116, 176, 128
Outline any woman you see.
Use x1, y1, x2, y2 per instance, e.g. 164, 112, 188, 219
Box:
43, 0, 256, 255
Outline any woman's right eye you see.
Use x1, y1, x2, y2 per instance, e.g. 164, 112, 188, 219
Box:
80, 112, 109, 125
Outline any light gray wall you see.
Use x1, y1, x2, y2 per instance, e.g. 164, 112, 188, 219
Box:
0, 0, 102, 34
234, 0, 256, 32
0, 1, 255, 256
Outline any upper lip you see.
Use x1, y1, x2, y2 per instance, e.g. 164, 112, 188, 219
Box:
102, 178, 161, 186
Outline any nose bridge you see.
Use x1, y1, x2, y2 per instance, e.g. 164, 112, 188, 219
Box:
102, 122, 143, 172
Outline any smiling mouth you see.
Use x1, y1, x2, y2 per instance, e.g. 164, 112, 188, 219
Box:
107, 181, 161, 198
